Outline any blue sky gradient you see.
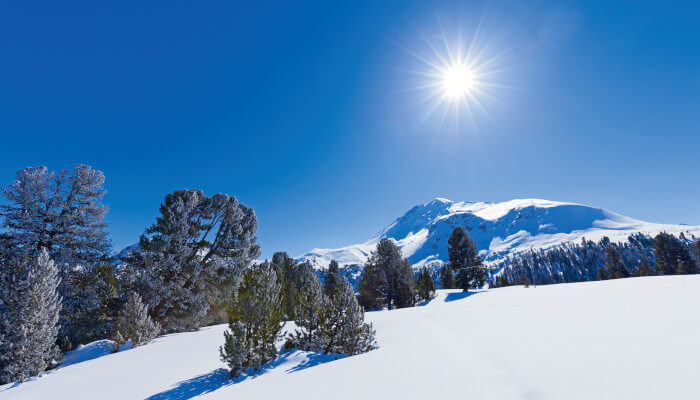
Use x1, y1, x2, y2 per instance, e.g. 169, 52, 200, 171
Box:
1, 0, 698, 258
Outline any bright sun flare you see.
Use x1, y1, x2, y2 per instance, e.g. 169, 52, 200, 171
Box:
399, 18, 510, 128
441, 65, 475, 99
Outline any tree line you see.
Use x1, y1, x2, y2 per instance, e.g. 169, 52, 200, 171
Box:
492, 232, 700, 287
356, 226, 487, 310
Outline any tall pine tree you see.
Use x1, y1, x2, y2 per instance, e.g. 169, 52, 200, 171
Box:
0, 248, 61, 384
324, 260, 340, 297
1, 165, 110, 348
447, 227, 486, 291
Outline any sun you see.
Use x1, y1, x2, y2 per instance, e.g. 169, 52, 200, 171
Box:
441, 65, 475, 99
396, 18, 510, 129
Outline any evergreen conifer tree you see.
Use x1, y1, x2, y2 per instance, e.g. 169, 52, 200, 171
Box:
357, 263, 382, 310
270, 252, 298, 319
318, 278, 375, 355
127, 190, 260, 332
220, 320, 249, 377
416, 267, 437, 301
324, 260, 340, 297
1, 165, 110, 348
653, 232, 697, 275
113, 292, 160, 348
439, 266, 455, 289
447, 227, 486, 291
637, 260, 651, 276
395, 259, 417, 308
220, 263, 282, 376
605, 245, 629, 279
287, 273, 328, 351
0, 248, 61, 384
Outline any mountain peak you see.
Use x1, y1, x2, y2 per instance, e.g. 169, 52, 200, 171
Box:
299, 198, 700, 269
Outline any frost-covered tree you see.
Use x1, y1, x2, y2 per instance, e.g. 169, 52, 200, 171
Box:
416, 267, 437, 301
220, 263, 282, 376
269, 252, 298, 319
1, 165, 110, 347
127, 190, 260, 332
0, 249, 61, 384
447, 227, 486, 291
318, 278, 375, 355
113, 292, 160, 348
1, 165, 110, 267
220, 320, 249, 377
286, 273, 329, 351
61, 261, 122, 348
324, 260, 340, 297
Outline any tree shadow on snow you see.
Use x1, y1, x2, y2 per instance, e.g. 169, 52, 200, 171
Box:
444, 291, 479, 302
144, 368, 233, 400
144, 351, 344, 400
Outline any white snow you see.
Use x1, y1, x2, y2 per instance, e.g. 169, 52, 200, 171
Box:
298, 198, 700, 269
3, 275, 700, 399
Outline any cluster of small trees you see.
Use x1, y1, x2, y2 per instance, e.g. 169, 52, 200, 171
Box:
356, 227, 485, 311
219, 258, 375, 377
493, 232, 700, 287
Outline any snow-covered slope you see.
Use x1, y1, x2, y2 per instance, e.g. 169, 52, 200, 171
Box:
300, 198, 700, 268
4, 275, 700, 399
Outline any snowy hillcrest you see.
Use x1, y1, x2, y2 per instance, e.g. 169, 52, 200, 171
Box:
299, 198, 700, 269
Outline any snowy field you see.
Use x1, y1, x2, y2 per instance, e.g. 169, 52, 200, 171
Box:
2, 275, 700, 400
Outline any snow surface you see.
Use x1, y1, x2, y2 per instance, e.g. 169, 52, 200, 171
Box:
300, 198, 700, 269
3, 275, 700, 399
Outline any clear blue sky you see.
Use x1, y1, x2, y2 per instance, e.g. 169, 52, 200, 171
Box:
1, 0, 698, 258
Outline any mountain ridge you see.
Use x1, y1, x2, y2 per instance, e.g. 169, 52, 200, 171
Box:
299, 198, 700, 269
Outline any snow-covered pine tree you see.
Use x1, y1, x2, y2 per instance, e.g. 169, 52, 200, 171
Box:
287, 273, 328, 351
220, 320, 249, 377
127, 190, 260, 333
1, 165, 110, 348
0, 248, 61, 384
221, 262, 283, 375
62, 261, 122, 348
269, 252, 299, 319
319, 277, 375, 355
324, 260, 340, 297
113, 292, 160, 348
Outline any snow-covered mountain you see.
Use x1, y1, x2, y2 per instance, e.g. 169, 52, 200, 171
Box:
300, 198, 700, 269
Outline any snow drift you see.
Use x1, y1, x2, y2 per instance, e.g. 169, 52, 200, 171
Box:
3, 275, 700, 399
